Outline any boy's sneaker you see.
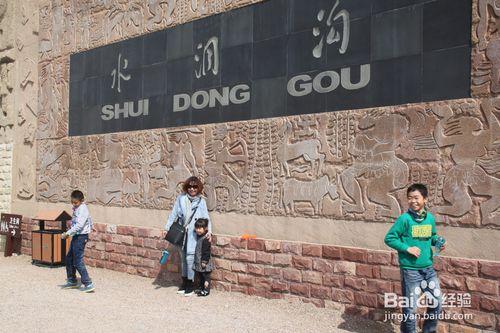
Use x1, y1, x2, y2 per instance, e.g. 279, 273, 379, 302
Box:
62, 280, 78, 289
80, 283, 95, 293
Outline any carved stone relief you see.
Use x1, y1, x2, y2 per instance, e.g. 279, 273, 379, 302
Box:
106, 1, 145, 41
37, 58, 69, 139
339, 111, 410, 220
473, 0, 500, 96
0, 0, 13, 52
145, 0, 179, 31
431, 99, 500, 225
0, 0, 39, 203
34, 0, 499, 229
36, 97, 500, 228
0, 59, 14, 134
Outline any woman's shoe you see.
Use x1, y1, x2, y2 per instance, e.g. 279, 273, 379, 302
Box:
177, 277, 188, 294
184, 280, 194, 297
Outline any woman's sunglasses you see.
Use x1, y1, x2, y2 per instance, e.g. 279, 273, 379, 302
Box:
188, 184, 198, 189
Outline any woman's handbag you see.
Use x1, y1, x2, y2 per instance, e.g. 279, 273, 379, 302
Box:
165, 205, 199, 247
165, 218, 186, 247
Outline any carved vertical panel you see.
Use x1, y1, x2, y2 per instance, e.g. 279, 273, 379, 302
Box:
472, 0, 500, 96
37, 58, 68, 140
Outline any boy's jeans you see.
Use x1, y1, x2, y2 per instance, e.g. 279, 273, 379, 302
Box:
66, 234, 92, 286
400, 267, 442, 333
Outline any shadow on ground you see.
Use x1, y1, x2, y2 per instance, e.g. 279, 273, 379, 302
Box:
152, 263, 181, 289
338, 314, 396, 333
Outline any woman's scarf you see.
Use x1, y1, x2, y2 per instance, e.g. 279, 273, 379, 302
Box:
184, 194, 201, 225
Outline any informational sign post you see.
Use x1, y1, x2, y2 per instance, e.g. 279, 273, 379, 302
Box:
0, 213, 23, 257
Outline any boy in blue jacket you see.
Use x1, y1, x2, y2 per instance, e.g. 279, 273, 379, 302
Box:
61, 190, 95, 293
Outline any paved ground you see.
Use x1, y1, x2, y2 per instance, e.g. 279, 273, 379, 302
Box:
0, 255, 394, 333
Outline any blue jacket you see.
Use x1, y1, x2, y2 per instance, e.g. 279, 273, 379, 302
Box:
165, 194, 212, 254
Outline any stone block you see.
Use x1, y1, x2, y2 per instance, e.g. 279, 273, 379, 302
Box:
292, 256, 313, 270
302, 244, 322, 257
273, 254, 292, 267
322, 245, 342, 260
256, 251, 273, 264
466, 277, 498, 296
302, 270, 323, 285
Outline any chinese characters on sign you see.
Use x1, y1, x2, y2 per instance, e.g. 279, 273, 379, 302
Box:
174, 36, 251, 112
313, 0, 350, 59
194, 37, 220, 79
0, 214, 22, 238
110, 53, 131, 93
0, 213, 23, 257
102, 52, 150, 121
0, 219, 7, 233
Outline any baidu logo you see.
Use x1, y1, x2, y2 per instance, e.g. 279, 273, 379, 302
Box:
384, 279, 441, 309
413, 280, 441, 308
384, 279, 472, 309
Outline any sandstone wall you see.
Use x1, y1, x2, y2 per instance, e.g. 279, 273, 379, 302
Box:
0, 0, 39, 213
24, 0, 500, 261
18, 219, 499, 332
5, 1, 500, 330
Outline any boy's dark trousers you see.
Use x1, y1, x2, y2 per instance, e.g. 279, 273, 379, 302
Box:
66, 234, 92, 286
400, 267, 441, 333
195, 271, 211, 293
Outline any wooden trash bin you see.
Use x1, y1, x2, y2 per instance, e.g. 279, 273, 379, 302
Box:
32, 210, 72, 267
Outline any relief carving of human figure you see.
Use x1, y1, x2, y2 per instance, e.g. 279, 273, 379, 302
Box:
163, 132, 199, 198
477, 0, 500, 51
431, 101, 500, 225
340, 113, 409, 219
205, 125, 248, 211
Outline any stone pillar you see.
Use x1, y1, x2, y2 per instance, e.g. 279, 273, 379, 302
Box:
0, 0, 39, 216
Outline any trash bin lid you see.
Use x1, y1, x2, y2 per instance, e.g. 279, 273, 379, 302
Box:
34, 210, 72, 221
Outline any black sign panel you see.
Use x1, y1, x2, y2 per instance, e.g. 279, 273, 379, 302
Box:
69, 0, 472, 136
0, 214, 22, 238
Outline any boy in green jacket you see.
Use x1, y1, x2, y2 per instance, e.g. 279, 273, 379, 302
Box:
384, 183, 446, 333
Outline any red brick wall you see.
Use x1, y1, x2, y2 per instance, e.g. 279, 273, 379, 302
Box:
21, 219, 499, 332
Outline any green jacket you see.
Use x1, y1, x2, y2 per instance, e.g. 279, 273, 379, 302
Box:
384, 211, 438, 270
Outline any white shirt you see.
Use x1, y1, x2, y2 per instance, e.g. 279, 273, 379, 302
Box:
67, 203, 93, 236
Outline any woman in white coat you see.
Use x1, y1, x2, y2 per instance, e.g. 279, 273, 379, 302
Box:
165, 176, 212, 296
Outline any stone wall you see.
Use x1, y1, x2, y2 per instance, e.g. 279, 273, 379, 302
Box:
8, 0, 500, 330
34, 0, 500, 231
36, 98, 500, 227
0, 0, 39, 214
19, 220, 500, 332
